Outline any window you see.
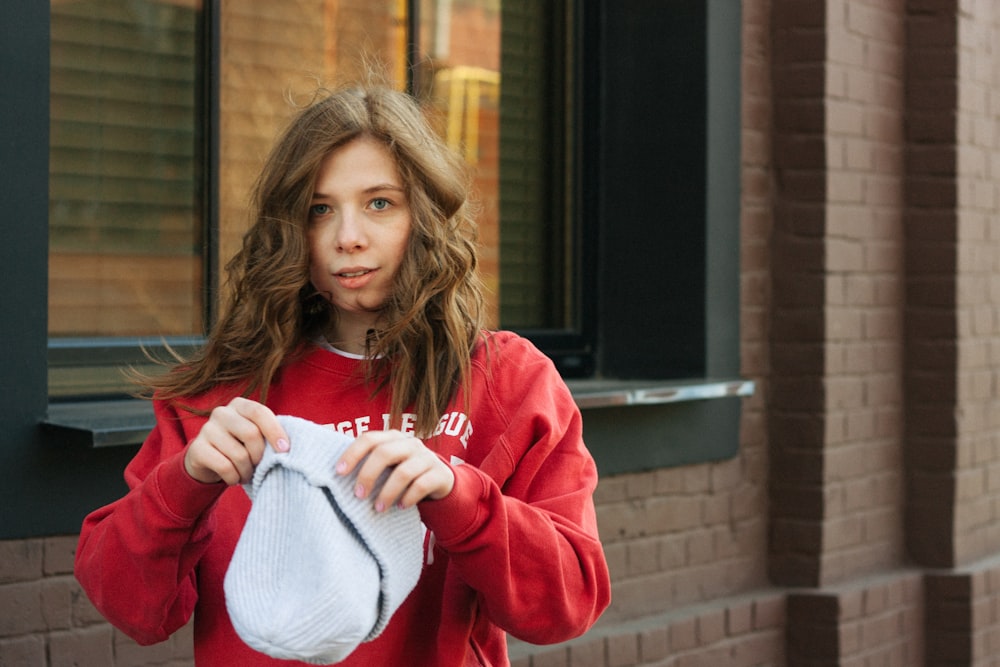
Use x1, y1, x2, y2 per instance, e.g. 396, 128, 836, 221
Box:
47, 0, 584, 397
48, 0, 207, 398
41, 0, 746, 470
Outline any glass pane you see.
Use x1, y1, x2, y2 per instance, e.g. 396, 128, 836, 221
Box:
415, 0, 502, 326
497, 0, 571, 329
49, 0, 204, 398
217, 0, 409, 276
49, 0, 204, 338
417, 0, 571, 330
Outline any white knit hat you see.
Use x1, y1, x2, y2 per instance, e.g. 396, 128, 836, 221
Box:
224, 415, 424, 664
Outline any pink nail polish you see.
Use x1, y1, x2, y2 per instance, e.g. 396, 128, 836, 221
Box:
375, 501, 385, 513
336, 461, 347, 474
354, 483, 365, 499
277, 438, 290, 452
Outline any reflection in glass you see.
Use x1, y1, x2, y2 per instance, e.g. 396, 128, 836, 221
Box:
49, 0, 204, 337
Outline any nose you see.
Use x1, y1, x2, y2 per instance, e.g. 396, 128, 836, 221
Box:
335, 207, 367, 252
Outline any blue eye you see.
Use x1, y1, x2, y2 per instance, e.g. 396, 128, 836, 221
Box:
370, 198, 390, 211
310, 203, 331, 217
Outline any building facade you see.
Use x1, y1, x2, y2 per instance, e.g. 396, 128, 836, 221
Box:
3, 1, 1000, 665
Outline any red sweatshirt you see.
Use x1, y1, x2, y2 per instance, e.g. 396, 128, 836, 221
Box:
75, 332, 611, 666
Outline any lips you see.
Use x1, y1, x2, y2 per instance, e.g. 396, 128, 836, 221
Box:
333, 267, 377, 289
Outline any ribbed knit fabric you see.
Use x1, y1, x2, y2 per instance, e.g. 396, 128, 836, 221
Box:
224, 416, 424, 664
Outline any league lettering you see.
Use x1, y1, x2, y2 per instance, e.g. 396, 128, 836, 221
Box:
334, 411, 471, 448
434, 411, 472, 448
333, 415, 370, 439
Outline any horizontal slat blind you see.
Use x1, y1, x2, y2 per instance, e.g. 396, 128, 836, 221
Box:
50, 0, 200, 255
498, 0, 566, 329
49, 0, 202, 339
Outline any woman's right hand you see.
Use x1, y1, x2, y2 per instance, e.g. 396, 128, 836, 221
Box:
183, 397, 290, 485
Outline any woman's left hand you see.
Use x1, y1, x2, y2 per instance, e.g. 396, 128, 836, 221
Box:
335, 430, 455, 512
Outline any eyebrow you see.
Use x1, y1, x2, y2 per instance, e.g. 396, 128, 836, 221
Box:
311, 184, 405, 200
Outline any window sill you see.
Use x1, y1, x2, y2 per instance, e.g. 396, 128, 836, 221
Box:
44, 378, 755, 448
566, 377, 755, 410
44, 399, 156, 448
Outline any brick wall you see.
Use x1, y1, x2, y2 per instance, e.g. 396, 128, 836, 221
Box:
768, 0, 833, 588
786, 571, 923, 666
925, 559, 1000, 666
950, 0, 1000, 570
0, 537, 193, 666
509, 592, 786, 667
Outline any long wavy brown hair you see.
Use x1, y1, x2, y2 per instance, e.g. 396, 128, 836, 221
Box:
143, 83, 486, 436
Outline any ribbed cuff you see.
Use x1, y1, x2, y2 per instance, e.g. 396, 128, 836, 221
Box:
152, 451, 228, 523
417, 462, 488, 546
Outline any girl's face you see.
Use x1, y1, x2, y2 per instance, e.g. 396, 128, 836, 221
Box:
308, 136, 412, 347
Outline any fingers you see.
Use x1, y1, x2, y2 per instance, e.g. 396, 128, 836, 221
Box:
182, 404, 453, 510
338, 431, 455, 511
227, 397, 289, 454
182, 397, 289, 486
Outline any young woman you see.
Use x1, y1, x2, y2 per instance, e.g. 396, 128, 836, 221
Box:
75, 82, 611, 666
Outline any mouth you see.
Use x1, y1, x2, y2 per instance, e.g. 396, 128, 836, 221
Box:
332, 267, 379, 290
335, 268, 374, 278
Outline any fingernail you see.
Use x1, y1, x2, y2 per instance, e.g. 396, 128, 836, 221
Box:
276, 438, 290, 452
336, 461, 347, 474
375, 501, 385, 513
354, 483, 365, 499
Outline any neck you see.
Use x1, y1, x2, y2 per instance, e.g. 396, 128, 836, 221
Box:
325, 324, 376, 357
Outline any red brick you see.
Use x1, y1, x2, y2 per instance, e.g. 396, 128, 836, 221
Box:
607, 575, 673, 620
702, 494, 730, 528
48, 626, 114, 667
727, 602, 754, 636
676, 645, 736, 667
602, 542, 627, 580
638, 626, 669, 663
115, 626, 193, 667
686, 531, 713, 565
625, 473, 655, 500
647, 496, 704, 534
730, 631, 785, 666
775, 63, 827, 98
40, 576, 74, 632
0, 539, 43, 585
669, 617, 698, 652
71, 579, 106, 627
754, 596, 787, 631
568, 637, 605, 667
0, 581, 46, 637
606, 633, 638, 667
0, 635, 45, 666
627, 539, 660, 577
528, 645, 568, 667
43, 537, 78, 576
697, 608, 727, 644
658, 535, 686, 570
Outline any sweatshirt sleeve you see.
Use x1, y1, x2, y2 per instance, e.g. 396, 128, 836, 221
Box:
418, 335, 612, 645
74, 399, 225, 645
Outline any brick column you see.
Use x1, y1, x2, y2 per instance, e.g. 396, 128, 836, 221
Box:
904, 0, 960, 570
769, 0, 830, 589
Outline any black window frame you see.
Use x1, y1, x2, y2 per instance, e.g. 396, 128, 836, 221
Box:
46, 0, 219, 402
2, 2, 148, 540
566, 0, 746, 476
